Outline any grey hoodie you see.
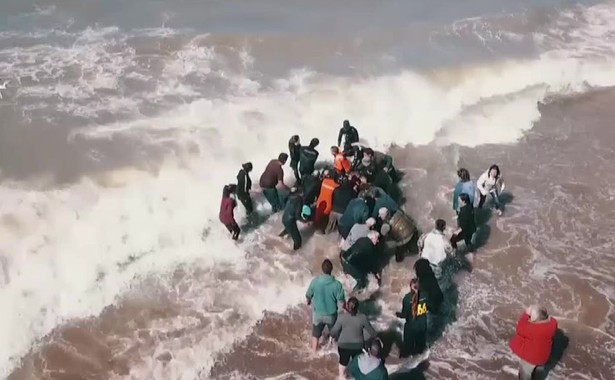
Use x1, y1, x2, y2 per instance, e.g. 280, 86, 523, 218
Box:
330, 311, 376, 350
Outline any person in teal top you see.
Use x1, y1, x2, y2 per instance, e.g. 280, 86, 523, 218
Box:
306, 259, 346, 352
347, 339, 389, 380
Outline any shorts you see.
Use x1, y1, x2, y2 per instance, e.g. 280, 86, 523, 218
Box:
338, 347, 364, 366
312, 314, 336, 338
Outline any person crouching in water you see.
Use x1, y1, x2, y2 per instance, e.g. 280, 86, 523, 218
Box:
509, 305, 558, 380
347, 338, 389, 380
219, 185, 240, 240
281, 188, 309, 250
306, 259, 345, 352
450, 193, 476, 252
341, 231, 380, 292
396, 258, 443, 357
330, 297, 376, 379
477, 164, 505, 216
418, 219, 454, 279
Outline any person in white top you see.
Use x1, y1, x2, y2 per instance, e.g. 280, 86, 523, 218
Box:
417, 219, 454, 278
477, 164, 505, 216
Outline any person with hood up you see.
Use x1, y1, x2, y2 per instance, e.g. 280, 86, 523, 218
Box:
341, 231, 380, 291
306, 259, 346, 352
298, 138, 320, 179
236, 162, 254, 214
396, 259, 443, 357
330, 297, 376, 379
259, 153, 290, 212
338, 195, 372, 239
347, 339, 389, 380
331, 146, 352, 175
509, 305, 558, 380
288, 135, 301, 183
338, 120, 359, 154
418, 219, 454, 278
450, 193, 476, 252
477, 164, 505, 216
314, 170, 340, 231
281, 188, 308, 250
452, 168, 476, 214
219, 185, 240, 240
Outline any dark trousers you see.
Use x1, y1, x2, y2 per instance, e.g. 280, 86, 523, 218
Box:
237, 192, 253, 214
450, 230, 474, 250
290, 160, 300, 183
342, 260, 367, 290
224, 221, 240, 240
401, 323, 427, 357
338, 224, 352, 239
478, 189, 502, 210
262, 188, 282, 212
283, 218, 302, 250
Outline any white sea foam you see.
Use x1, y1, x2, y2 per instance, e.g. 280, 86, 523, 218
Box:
2, 2, 615, 379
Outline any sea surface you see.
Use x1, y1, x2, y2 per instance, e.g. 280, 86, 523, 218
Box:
1, 0, 614, 379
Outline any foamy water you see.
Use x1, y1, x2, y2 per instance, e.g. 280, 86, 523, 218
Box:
2, 1, 615, 379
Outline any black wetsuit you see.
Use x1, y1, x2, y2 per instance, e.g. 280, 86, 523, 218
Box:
236, 168, 253, 214
282, 193, 304, 250
301, 173, 322, 206
342, 237, 376, 290
399, 283, 443, 357
288, 139, 301, 182
332, 182, 358, 214
451, 203, 477, 250
338, 125, 359, 153
298, 146, 319, 178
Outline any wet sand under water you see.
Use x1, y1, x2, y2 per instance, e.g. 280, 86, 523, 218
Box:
8, 89, 615, 380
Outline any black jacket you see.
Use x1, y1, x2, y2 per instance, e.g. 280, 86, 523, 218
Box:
338, 126, 359, 148
301, 174, 322, 205
283, 193, 303, 223
332, 183, 358, 214
288, 140, 301, 162
299, 146, 319, 174
343, 236, 376, 273
236, 169, 252, 196
457, 204, 476, 234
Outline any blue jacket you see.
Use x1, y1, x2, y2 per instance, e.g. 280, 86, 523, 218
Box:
453, 181, 476, 211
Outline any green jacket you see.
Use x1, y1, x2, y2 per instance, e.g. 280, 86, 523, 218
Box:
306, 274, 345, 316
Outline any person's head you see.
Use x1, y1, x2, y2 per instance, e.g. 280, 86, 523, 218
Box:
290, 135, 300, 144
359, 176, 368, 184
222, 185, 231, 198
488, 164, 501, 179
528, 305, 549, 322
435, 219, 446, 232
365, 217, 376, 229
242, 162, 253, 173
309, 138, 320, 148
368, 230, 380, 245
363, 148, 374, 157
457, 168, 470, 182
330, 146, 340, 155
378, 207, 389, 220
343, 120, 350, 129
346, 296, 359, 315
368, 339, 384, 359
361, 156, 372, 167
321, 259, 333, 275
459, 193, 471, 207
414, 258, 434, 282
278, 152, 289, 164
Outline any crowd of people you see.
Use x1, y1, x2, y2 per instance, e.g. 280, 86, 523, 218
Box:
218, 121, 559, 380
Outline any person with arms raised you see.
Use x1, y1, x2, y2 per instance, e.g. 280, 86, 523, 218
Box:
259, 153, 290, 212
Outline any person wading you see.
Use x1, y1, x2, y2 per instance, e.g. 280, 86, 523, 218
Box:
236, 162, 254, 214
288, 135, 301, 183
219, 185, 240, 240
259, 153, 290, 212
450, 193, 476, 252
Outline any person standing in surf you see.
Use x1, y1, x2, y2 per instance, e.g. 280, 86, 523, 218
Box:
509, 305, 558, 380
306, 259, 346, 352
396, 258, 443, 358
280, 188, 307, 250
259, 153, 290, 212
453, 168, 476, 215
346, 339, 389, 380
450, 193, 476, 252
418, 219, 454, 278
288, 135, 301, 183
236, 162, 254, 214
476, 164, 505, 216
338, 120, 359, 154
330, 297, 377, 379
341, 231, 380, 292
219, 185, 240, 240
298, 138, 320, 180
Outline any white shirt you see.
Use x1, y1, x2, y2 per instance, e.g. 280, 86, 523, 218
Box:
419, 230, 453, 266
477, 170, 505, 196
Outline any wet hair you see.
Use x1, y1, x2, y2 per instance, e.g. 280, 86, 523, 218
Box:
343, 120, 350, 128
435, 219, 446, 232
242, 162, 253, 172
363, 148, 374, 156
331, 146, 340, 154
290, 135, 299, 143
488, 164, 501, 179
459, 193, 471, 206
346, 297, 359, 315
369, 339, 383, 358
414, 258, 444, 312
457, 168, 470, 182
222, 185, 231, 198
278, 152, 289, 163
309, 138, 320, 148
321, 259, 333, 275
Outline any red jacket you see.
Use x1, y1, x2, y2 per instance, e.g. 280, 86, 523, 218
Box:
509, 312, 558, 366
219, 196, 237, 225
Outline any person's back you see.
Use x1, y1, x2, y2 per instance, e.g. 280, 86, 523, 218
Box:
345, 236, 376, 272
283, 193, 303, 222
332, 182, 358, 214
317, 177, 339, 215
340, 198, 369, 228
458, 202, 476, 234
306, 274, 344, 318
342, 219, 375, 251
299, 138, 320, 175
219, 196, 236, 225
510, 309, 558, 366
419, 221, 452, 268
331, 309, 375, 349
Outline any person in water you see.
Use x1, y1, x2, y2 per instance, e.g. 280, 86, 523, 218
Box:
330, 297, 377, 379
281, 188, 308, 250
259, 153, 290, 212
306, 259, 346, 352
341, 231, 380, 291
338, 195, 372, 239
288, 135, 301, 183
477, 164, 505, 216
396, 258, 443, 357
236, 162, 254, 214
452, 168, 476, 215
450, 193, 476, 251
301, 169, 322, 206
331, 146, 352, 175
347, 338, 389, 380
340, 217, 376, 255
219, 185, 240, 240
509, 305, 558, 380
298, 138, 320, 179
418, 219, 454, 278
338, 120, 359, 154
